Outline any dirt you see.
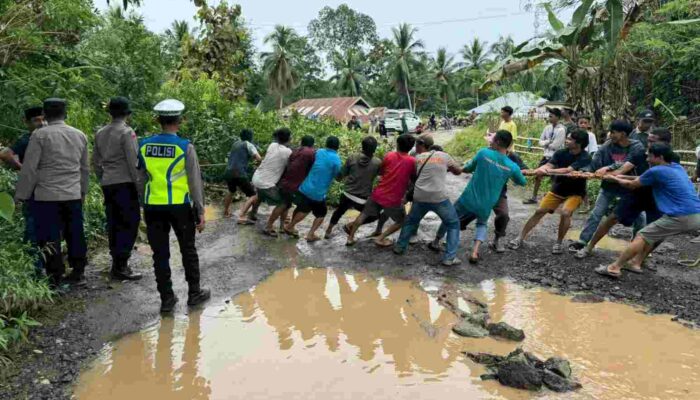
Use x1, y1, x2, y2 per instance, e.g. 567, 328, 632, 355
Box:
1, 170, 698, 399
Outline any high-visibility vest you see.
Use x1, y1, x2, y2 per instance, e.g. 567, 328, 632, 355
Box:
139, 134, 191, 206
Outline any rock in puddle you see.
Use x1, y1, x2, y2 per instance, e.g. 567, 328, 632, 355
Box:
544, 357, 572, 379
469, 349, 582, 393
487, 321, 525, 341
452, 320, 489, 338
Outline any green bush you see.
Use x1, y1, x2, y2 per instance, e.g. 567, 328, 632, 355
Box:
0, 169, 53, 355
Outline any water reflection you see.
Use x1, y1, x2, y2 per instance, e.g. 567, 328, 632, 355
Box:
76, 268, 700, 400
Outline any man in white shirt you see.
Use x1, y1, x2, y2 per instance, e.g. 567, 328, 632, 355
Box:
524, 108, 567, 204
237, 128, 292, 225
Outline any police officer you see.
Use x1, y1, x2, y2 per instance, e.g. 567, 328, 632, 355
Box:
15, 98, 89, 288
139, 99, 210, 313
92, 97, 142, 281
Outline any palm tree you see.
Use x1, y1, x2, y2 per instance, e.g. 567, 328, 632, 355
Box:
331, 49, 366, 97
433, 47, 457, 115
262, 25, 301, 109
490, 35, 515, 62
390, 23, 424, 112
165, 20, 192, 44
461, 37, 491, 70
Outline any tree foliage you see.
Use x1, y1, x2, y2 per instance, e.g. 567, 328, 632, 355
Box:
308, 4, 378, 58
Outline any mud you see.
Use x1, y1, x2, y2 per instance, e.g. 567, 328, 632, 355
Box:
1, 171, 699, 399
75, 271, 700, 399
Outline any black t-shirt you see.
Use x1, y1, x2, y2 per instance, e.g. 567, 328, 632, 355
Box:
10, 132, 31, 163
549, 149, 591, 197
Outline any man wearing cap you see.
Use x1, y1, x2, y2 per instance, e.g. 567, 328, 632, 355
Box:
562, 107, 577, 134
92, 97, 142, 281
0, 106, 45, 170
524, 107, 566, 204
139, 99, 210, 313
394, 134, 463, 266
630, 110, 655, 149
15, 99, 89, 287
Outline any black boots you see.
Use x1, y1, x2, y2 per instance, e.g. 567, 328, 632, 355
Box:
111, 257, 143, 281
187, 288, 211, 307
160, 295, 178, 313
64, 259, 86, 286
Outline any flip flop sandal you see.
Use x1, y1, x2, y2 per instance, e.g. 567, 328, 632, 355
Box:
678, 258, 700, 268
283, 228, 299, 238
345, 239, 357, 247
237, 219, 255, 226
374, 239, 394, 248
621, 265, 643, 274
306, 236, 321, 243
342, 224, 351, 235
595, 265, 621, 279
468, 255, 480, 264
263, 229, 279, 238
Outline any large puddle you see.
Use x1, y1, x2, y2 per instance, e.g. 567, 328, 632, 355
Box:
75, 268, 700, 399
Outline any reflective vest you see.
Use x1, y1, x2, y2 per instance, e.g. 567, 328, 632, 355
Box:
139, 134, 191, 206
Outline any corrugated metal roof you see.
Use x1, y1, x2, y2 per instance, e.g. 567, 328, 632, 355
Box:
285, 97, 372, 123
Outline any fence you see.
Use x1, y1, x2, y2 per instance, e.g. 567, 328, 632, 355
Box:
513, 137, 698, 175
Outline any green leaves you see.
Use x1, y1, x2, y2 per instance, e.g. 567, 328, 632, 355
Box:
0, 192, 14, 222
544, 3, 565, 32
604, 0, 624, 56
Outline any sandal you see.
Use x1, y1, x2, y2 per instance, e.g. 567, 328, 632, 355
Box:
595, 264, 621, 279
621, 265, 643, 274
345, 239, 357, 247
342, 224, 351, 235
428, 241, 441, 253
468, 253, 480, 264
283, 228, 299, 238
306, 235, 321, 243
237, 218, 255, 226
374, 238, 394, 248
262, 229, 279, 238
508, 238, 522, 250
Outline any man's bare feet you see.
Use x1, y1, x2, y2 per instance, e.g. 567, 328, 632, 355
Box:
306, 234, 321, 242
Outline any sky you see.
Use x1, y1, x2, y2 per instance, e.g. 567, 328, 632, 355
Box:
96, 0, 573, 59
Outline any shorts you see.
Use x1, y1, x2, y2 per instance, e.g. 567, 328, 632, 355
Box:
362, 198, 406, 224
638, 214, 700, 244
279, 187, 297, 208
615, 187, 661, 227
226, 177, 255, 197
538, 157, 551, 168
256, 186, 283, 206
292, 192, 328, 218
539, 192, 583, 214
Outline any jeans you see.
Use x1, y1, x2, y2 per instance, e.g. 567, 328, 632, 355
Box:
33, 200, 87, 282
579, 189, 646, 243
397, 200, 460, 261
436, 203, 488, 247
103, 183, 141, 263
144, 205, 201, 301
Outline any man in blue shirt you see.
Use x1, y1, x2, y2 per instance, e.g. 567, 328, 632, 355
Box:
285, 136, 342, 242
432, 131, 526, 264
596, 143, 700, 279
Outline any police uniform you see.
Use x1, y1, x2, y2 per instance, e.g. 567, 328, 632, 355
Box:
15, 99, 89, 287
92, 97, 142, 281
139, 99, 209, 312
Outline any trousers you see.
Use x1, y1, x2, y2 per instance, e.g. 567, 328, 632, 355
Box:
33, 200, 87, 282
144, 205, 200, 301
397, 200, 460, 261
102, 183, 141, 263
492, 193, 509, 239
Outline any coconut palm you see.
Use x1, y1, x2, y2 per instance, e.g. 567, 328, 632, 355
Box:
490, 35, 515, 62
389, 23, 424, 111
165, 20, 192, 44
434, 47, 457, 114
331, 48, 366, 97
461, 37, 491, 70
261, 25, 302, 109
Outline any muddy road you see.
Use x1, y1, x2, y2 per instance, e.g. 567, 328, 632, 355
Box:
1, 170, 699, 399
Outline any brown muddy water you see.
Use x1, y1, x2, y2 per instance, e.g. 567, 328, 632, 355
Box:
75, 268, 700, 400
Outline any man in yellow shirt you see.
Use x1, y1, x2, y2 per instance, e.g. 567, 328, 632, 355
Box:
498, 106, 518, 139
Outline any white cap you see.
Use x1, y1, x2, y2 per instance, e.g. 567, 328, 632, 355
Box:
153, 99, 185, 116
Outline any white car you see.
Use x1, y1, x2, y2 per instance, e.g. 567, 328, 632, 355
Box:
383, 109, 420, 133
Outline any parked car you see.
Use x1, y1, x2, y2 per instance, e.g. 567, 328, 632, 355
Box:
382, 109, 420, 133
